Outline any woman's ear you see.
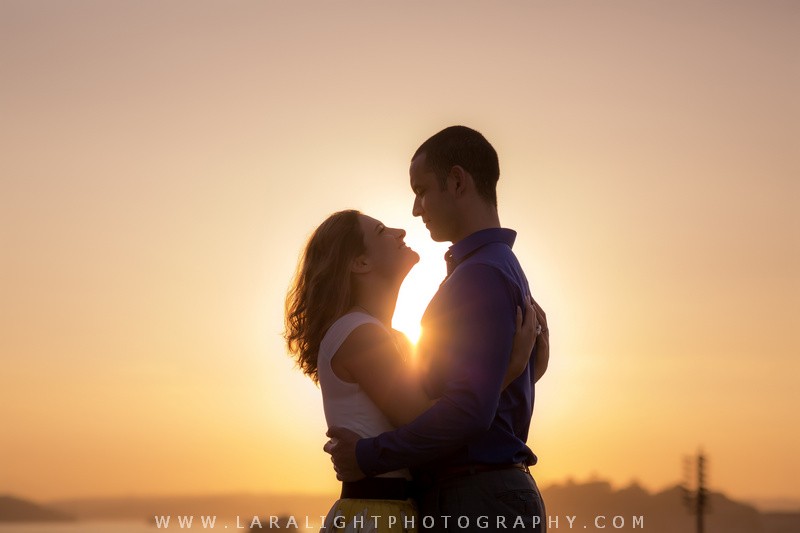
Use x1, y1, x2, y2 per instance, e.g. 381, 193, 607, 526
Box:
351, 254, 371, 274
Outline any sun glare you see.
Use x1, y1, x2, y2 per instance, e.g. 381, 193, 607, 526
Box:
392, 237, 448, 344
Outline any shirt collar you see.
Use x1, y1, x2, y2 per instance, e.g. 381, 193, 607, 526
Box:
445, 228, 517, 274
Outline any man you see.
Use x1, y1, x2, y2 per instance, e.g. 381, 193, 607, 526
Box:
326, 126, 549, 532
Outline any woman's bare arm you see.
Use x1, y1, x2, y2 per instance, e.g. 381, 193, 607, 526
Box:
331, 323, 434, 427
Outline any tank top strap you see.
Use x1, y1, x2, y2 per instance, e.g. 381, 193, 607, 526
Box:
320, 312, 387, 361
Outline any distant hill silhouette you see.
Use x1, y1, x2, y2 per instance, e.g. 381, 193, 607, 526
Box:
0, 495, 75, 522
760, 511, 800, 533
544, 479, 763, 532
35, 481, 800, 532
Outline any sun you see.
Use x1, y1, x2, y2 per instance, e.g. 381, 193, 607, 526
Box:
391, 238, 448, 344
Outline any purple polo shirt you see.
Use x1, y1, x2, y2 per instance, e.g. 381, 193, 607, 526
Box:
356, 227, 539, 475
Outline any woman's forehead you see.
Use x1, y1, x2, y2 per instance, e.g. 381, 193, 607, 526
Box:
358, 213, 383, 230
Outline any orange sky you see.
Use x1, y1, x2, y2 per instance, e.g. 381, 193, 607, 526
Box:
1, 0, 798, 509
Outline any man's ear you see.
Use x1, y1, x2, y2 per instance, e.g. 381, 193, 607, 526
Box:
351, 254, 371, 274
447, 165, 471, 197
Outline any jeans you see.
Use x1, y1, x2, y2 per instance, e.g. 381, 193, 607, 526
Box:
415, 468, 546, 532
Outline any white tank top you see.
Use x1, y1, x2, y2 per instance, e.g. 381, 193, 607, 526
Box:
317, 312, 410, 479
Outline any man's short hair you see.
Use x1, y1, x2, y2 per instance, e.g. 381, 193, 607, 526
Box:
412, 125, 500, 206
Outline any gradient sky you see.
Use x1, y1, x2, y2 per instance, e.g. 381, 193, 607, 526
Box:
2, 0, 798, 509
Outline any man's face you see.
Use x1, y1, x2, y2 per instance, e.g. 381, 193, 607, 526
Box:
410, 153, 457, 242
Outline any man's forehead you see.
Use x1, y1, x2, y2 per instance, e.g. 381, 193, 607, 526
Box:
410, 153, 434, 180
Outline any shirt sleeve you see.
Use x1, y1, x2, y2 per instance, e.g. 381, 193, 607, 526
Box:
355, 263, 518, 475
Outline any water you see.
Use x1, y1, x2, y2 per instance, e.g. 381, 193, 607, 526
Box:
0, 518, 321, 532
0, 523, 156, 533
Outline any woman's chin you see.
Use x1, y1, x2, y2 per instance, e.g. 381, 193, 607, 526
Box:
398, 259, 419, 280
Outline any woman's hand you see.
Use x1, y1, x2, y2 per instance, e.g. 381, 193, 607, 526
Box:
502, 297, 538, 388
531, 297, 549, 383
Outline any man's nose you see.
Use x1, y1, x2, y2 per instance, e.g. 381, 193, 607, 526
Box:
412, 196, 422, 217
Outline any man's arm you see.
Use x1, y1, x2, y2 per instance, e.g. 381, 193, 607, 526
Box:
354, 263, 519, 476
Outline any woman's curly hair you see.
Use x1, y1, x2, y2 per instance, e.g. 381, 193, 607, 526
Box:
284, 210, 365, 383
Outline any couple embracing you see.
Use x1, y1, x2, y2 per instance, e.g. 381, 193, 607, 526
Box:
285, 126, 549, 533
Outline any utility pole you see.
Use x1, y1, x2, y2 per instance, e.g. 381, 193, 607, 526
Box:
682, 450, 709, 533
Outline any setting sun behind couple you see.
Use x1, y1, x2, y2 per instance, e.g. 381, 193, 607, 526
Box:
391, 229, 449, 346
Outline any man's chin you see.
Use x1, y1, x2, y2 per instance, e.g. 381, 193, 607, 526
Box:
427, 230, 448, 242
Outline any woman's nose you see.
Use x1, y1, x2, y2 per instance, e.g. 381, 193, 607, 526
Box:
395, 228, 406, 239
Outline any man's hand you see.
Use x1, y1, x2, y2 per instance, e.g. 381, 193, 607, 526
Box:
323, 426, 366, 481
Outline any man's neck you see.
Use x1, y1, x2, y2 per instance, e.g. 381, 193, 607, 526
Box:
450, 206, 501, 244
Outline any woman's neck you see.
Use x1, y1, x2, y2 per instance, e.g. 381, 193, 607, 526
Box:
352, 283, 399, 327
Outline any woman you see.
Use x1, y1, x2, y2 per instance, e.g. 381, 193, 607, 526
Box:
284, 210, 537, 533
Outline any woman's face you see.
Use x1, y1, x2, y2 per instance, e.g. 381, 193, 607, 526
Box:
357, 214, 419, 281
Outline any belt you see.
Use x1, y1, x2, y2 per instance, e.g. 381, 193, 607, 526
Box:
434, 462, 530, 481
341, 477, 411, 500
